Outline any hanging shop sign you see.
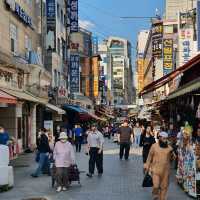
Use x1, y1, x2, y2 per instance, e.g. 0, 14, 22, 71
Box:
70, 55, 80, 93
46, 0, 56, 26
5, 0, 32, 28
152, 21, 163, 58
68, 0, 78, 33
163, 39, 173, 75
179, 28, 194, 66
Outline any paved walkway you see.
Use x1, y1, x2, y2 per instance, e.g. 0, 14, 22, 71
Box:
0, 140, 191, 200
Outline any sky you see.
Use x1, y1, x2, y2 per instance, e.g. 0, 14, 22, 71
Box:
79, 0, 164, 66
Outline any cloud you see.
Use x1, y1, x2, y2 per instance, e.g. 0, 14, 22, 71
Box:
79, 20, 95, 30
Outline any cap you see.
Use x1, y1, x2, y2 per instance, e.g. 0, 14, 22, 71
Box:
59, 132, 68, 140
159, 131, 168, 138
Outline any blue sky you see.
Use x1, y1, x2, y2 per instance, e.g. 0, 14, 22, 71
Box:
79, 0, 164, 64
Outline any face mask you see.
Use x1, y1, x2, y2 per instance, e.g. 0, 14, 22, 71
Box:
159, 140, 168, 148
60, 139, 67, 143
0, 129, 4, 133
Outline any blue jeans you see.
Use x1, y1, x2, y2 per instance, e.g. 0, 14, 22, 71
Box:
135, 135, 141, 147
33, 153, 50, 176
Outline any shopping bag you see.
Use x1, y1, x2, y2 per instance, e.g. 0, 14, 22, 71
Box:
142, 172, 153, 187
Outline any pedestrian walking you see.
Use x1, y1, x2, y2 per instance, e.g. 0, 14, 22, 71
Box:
144, 131, 175, 200
133, 122, 142, 148
0, 125, 9, 145
86, 125, 104, 178
140, 126, 156, 163
117, 120, 134, 160
31, 129, 51, 178
73, 124, 83, 152
53, 132, 75, 192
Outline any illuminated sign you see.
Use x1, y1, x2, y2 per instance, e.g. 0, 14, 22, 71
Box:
163, 39, 173, 75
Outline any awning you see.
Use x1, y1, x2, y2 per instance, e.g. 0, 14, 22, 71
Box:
167, 77, 200, 100
63, 105, 86, 113
0, 90, 17, 104
140, 53, 200, 95
96, 110, 115, 119
0, 88, 47, 104
46, 103, 66, 115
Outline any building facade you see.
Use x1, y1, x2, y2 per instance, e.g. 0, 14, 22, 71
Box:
106, 37, 134, 105
0, 0, 50, 154
165, 0, 196, 20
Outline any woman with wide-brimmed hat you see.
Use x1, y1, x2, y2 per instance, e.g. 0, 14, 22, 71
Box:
53, 132, 75, 192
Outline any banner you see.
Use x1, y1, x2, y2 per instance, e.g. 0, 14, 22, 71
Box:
68, 0, 78, 33
152, 21, 163, 58
163, 39, 173, 75
179, 28, 194, 66
197, 0, 200, 51
70, 55, 80, 93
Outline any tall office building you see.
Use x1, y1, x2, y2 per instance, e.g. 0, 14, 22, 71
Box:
165, 0, 196, 20
106, 37, 134, 105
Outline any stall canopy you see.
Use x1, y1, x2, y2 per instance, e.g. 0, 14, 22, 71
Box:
0, 90, 17, 104
167, 77, 200, 100
140, 53, 200, 95
46, 103, 66, 115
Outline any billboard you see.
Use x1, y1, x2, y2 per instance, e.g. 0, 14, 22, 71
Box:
163, 39, 173, 75
152, 21, 163, 58
68, 0, 78, 33
70, 55, 80, 93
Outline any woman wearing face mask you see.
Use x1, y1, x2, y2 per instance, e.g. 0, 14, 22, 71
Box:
0, 126, 9, 145
140, 126, 156, 164
53, 132, 75, 192
144, 132, 175, 200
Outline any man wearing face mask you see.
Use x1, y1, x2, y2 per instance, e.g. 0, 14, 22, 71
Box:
0, 126, 9, 145
144, 132, 174, 200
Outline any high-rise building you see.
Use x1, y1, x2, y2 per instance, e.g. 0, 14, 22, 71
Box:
106, 37, 134, 105
165, 0, 196, 20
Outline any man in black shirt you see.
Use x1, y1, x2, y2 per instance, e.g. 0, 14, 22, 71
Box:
118, 120, 134, 160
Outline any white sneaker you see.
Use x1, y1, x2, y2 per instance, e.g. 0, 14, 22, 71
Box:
56, 186, 62, 192
62, 187, 67, 191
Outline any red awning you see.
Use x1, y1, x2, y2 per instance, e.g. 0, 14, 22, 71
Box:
140, 53, 200, 95
0, 90, 17, 104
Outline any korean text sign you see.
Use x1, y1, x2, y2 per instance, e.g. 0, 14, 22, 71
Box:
70, 55, 80, 93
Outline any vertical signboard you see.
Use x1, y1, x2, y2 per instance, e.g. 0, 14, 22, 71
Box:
197, 0, 200, 51
70, 55, 80, 93
46, 0, 56, 50
163, 39, 173, 75
179, 28, 194, 66
68, 0, 78, 33
152, 21, 163, 58
92, 57, 99, 98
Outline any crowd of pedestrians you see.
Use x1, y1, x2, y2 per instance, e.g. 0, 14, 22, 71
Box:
3, 117, 196, 199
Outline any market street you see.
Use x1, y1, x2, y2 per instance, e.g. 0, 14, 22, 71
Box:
0, 139, 190, 200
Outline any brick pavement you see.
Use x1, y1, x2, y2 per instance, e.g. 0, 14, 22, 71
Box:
0, 140, 191, 200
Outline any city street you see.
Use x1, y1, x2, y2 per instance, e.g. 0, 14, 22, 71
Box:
1, 139, 190, 200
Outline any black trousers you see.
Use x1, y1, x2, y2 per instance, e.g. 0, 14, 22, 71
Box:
89, 147, 103, 174
75, 136, 82, 152
119, 142, 130, 160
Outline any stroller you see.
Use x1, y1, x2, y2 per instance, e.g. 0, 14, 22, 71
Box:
51, 161, 81, 188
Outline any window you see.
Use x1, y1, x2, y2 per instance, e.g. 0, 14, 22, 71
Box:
58, 72, 61, 86
57, 3, 60, 19
57, 38, 60, 55
61, 10, 64, 24
54, 69, 57, 87
10, 23, 17, 53
25, 35, 32, 50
